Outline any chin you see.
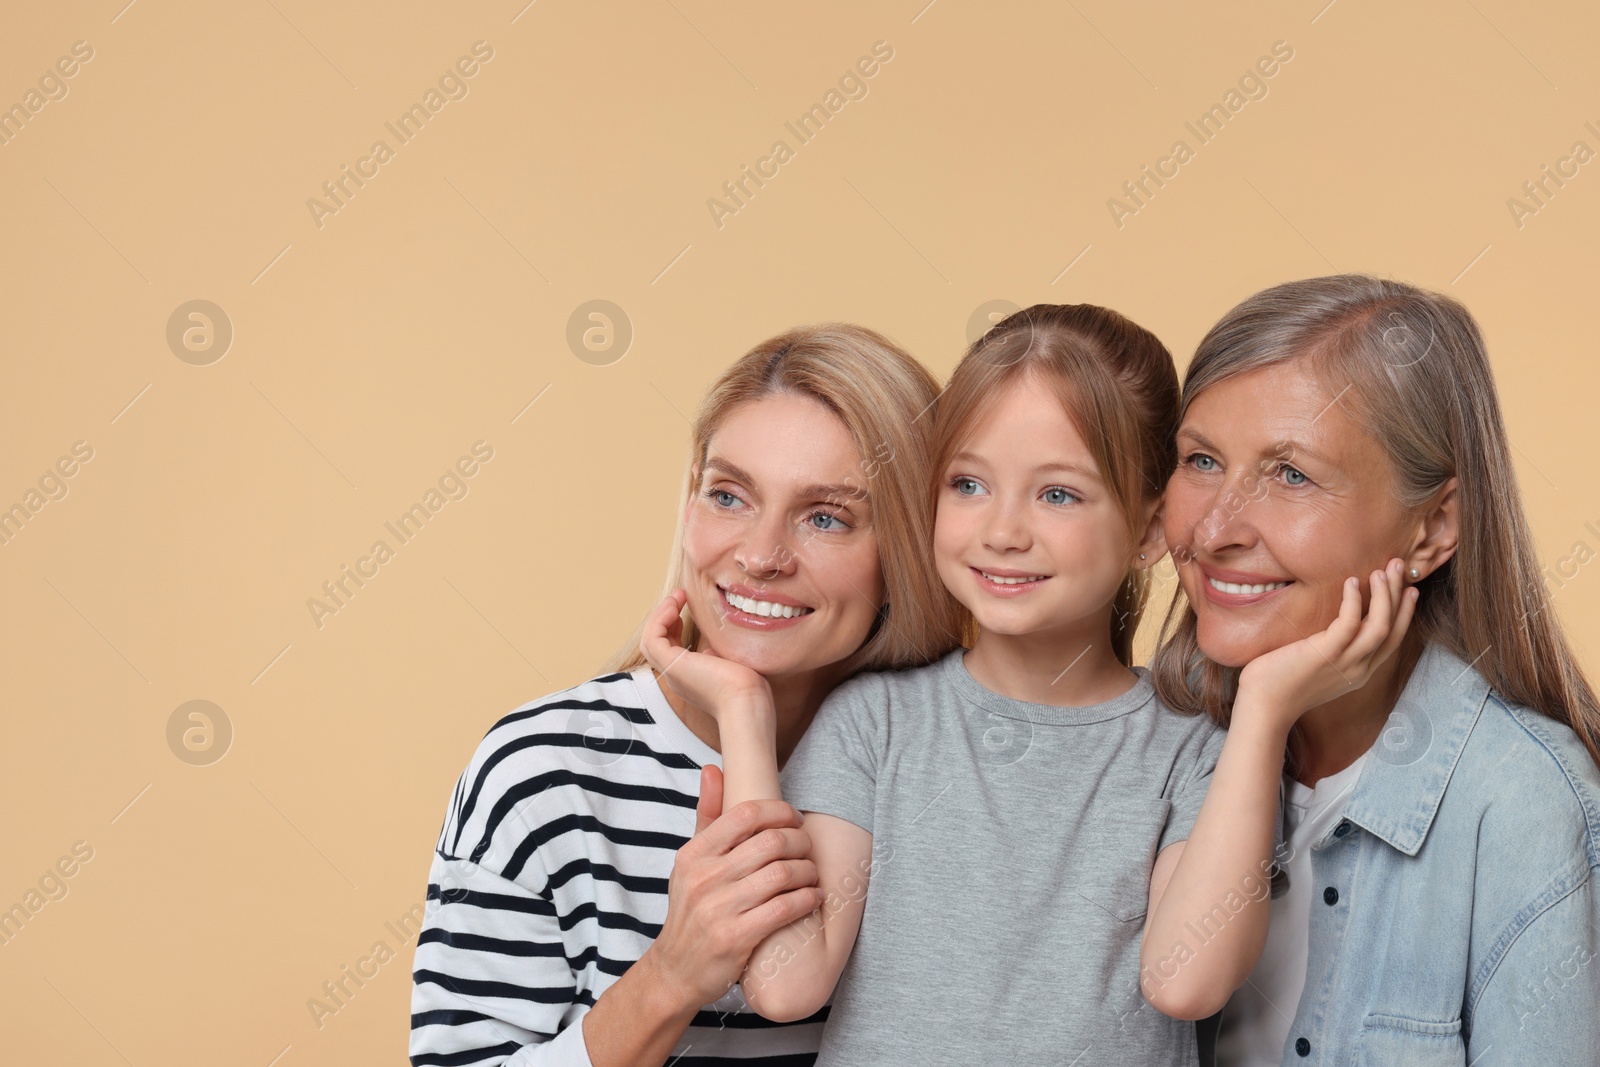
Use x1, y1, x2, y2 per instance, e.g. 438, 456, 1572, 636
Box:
1193, 620, 1279, 669
703, 634, 810, 677
969, 613, 1031, 637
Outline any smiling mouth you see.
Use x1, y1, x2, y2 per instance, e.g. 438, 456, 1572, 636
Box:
720, 586, 815, 619
979, 570, 1049, 585
1207, 578, 1292, 595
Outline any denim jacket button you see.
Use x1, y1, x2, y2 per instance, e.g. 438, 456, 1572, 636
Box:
1333, 820, 1351, 838
1323, 886, 1339, 905
1295, 1036, 1312, 1056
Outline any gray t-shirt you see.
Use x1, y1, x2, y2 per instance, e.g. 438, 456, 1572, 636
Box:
780, 647, 1225, 1066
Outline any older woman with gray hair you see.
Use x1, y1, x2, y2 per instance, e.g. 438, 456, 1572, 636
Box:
1150, 274, 1600, 1066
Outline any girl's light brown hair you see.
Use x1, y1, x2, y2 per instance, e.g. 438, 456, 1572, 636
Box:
1150, 273, 1600, 769
605, 322, 964, 676
932, 304, 1180, 665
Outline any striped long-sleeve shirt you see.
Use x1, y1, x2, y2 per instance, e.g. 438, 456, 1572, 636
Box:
409, 667, 826, 1067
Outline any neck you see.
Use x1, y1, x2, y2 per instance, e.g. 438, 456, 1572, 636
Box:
1286, 633, 1425, 786
963, 616, 1136, 707
657, 661, 846, 768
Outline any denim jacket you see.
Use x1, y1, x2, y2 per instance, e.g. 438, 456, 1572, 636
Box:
1202, 640, 1600, 1066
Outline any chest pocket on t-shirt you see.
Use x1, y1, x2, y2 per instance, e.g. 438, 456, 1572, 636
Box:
1072, 798, 1171, 923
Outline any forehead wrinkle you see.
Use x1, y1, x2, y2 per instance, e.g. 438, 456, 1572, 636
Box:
1182, 373, 1347, 465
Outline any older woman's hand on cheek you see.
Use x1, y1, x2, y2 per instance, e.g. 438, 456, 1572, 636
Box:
641, 588, 774, 719
1233, 556, 1419, 733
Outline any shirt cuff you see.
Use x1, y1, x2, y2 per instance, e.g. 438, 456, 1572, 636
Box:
504, 1014, 595, 1067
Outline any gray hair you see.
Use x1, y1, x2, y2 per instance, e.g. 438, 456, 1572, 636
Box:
1150, 274, 1600, 771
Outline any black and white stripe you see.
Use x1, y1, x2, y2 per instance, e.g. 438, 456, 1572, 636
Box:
410, 668, 825, 1066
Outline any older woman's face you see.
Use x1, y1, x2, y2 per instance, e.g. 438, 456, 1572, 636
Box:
682, 393, 886, 679
1163, 360, 1419, 668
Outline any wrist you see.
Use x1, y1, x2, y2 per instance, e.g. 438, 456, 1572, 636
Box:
726, 684, 774, 716
631, 944, 705, 1024
1224, 699, 1296, 747
721, 687, 777, 726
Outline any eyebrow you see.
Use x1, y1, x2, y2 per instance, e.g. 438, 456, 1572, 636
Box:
1177, 429, 1331, 466
948, 450, 1101, 482
702, 457, 870, 502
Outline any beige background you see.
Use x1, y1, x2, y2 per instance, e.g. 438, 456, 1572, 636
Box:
2, 0, 1596, 1062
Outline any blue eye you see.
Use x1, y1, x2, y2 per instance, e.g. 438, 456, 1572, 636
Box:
951, 477, 985, 496
1280, 465, 1308, 486
705, 488, 743, 509
808, 512, 848, 531
1042, 487, 1078, 506
1189, 454, 1218, 472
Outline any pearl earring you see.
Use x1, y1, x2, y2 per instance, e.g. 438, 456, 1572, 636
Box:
1139, 553, 1147, 560
1408, 567, 1420, 579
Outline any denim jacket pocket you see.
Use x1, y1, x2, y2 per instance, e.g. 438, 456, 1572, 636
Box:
1073, 799, 1172, 923
1353, 1012, 1466, 1066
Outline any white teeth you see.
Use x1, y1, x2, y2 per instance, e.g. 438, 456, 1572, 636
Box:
1208, 578, 1291, 595
981, 572, 1046, 585
722, 588, 813, 619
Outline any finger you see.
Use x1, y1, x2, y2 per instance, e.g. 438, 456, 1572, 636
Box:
676, 589, 707, 639
1370, 559, 1407, 645
1323, 576, 1364, 650
640, 594, 689, 672
1356, 560, 1405, 654
728, 858, 821, 913
639, 595, 673, 661
1346, 566, 1395, 662
1387, 559, 1408, 624
694, 765, 724, 836
724, 826, 814, 877
642, 637, 688, 678
663, 588, 688, 644
737, 885, 827, 943
1371, 584, 1419, 668
698, 799, 806, 857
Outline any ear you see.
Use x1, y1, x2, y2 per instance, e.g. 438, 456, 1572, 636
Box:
1134, 495, 1168, 570
1406, 476, 1459, 579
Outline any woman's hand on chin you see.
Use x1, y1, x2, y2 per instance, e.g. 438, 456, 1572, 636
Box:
1235, 557, 1419, 733
641, 589, 774, 721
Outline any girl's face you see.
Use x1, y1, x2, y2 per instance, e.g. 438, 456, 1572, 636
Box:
1162, 360, 1436, 668
681, 392, 887, 680
935, 373, 1146, 642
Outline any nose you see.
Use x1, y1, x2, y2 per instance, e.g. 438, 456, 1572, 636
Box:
735, 512, 799, 580
982, 491, 1032, 554
1192, 471, 1261, 556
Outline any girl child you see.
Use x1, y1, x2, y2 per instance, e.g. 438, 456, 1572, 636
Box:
639, 304, 1414, 1064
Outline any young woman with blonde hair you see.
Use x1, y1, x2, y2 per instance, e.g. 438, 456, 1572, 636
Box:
409, 323, 962, 1067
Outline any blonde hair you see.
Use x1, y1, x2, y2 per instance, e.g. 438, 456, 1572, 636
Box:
604, 323, 963, 676
931, 304, 1180, 665
1150, 274, 1600, 769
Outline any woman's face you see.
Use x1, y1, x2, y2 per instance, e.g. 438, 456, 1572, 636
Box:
1163, 360, 1425, 667
682, 392, 886, 680
934, 373, 1141, 641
